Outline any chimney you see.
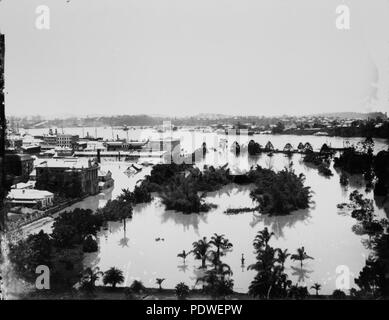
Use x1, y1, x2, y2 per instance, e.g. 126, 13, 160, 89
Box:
97, 149, 101, 163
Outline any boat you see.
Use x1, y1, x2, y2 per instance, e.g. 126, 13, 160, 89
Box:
122, 125, 129, 131
267, 152, 274, 157
127, 139, 149, 148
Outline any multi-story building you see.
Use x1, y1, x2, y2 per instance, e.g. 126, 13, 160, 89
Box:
35, 158, 99, 198
4, 153, 35, 185
56, 134, 79, 149
42, 134, 57, 146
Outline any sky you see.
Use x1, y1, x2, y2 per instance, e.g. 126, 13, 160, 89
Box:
0, 0, 388, 117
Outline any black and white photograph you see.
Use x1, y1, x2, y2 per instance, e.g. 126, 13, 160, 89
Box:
0, 0, 389, 314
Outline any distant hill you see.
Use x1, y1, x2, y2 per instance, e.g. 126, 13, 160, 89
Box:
312, 112, 387, 120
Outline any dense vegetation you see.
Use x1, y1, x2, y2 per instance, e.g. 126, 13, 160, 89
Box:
333, 138, 374, 175
330, 119, 389, 139
137, 164, 231, 213
8, 208, 105, 289
8, 199, 134, 290
338, 191, 389, 298
247, 167, 311, 215
334, 138, 389, 196
134, 163, 311, 215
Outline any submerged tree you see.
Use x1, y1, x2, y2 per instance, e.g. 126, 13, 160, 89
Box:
253, 227, 274, 249
209, 233, 233, 266
197, 235, 235, 299
311, 283, 322, 296
177, 250, 192, 263
290, 247, 314, 268
248, 228, 293, 299
192, 237, 211, 268
103, 267, 125, 288
175, 282, 190, 300
156, 278, 166, 291
276, 249, 290, 269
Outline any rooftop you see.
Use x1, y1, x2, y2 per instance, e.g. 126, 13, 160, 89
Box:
8, 189, 53, 200
36, 158, 99, 169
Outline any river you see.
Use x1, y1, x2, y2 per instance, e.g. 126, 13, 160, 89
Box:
23, 127, 389, 294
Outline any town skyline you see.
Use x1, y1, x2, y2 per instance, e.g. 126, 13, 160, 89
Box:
6, 110, 388, 120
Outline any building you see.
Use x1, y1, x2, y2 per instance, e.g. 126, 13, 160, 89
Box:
98, 169, 114, 191
56, 134, 79, 149
147, 138, 181, 154
105, 141, 125, 151
54, 146, 74, 157
21, 145, 41, 154
42, 134, 57, 146
4, 153, 35, 184
7, 189, 54, 209
11, 181, 35, 189
6, 134, 23, 149
35, 158, 99, 198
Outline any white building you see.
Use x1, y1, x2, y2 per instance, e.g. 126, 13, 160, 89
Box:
7, 189, 54, 209
147, 138, 181, 154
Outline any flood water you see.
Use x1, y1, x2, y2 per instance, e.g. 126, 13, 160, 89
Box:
24, 127, 389, 294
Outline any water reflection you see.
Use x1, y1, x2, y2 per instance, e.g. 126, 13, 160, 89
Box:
161, 206, 209, 234
250, 209, 312, 239
177, 264, 189, 273
118, 228, 130, 248
290, 265, 314, 283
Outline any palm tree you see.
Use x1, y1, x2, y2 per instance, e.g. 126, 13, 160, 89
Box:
276, 248, 290, 269
291, 246, 314, 268
156, 278, 166, 291
311, 283, 322, 296
253, 227, 274, 250
103, 267, 125, 288
81, 267, 103, 291
192, 237, 211, 268
210, 233, 233, 266
248, 245, 277, 273
177, 250, 192, 263
215, 262, 233, 279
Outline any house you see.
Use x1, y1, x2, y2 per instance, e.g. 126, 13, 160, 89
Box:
98, 170, 114, 191
7, 189, 54, 209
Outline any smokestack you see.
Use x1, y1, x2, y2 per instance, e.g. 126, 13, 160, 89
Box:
97, 149, 101, 164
